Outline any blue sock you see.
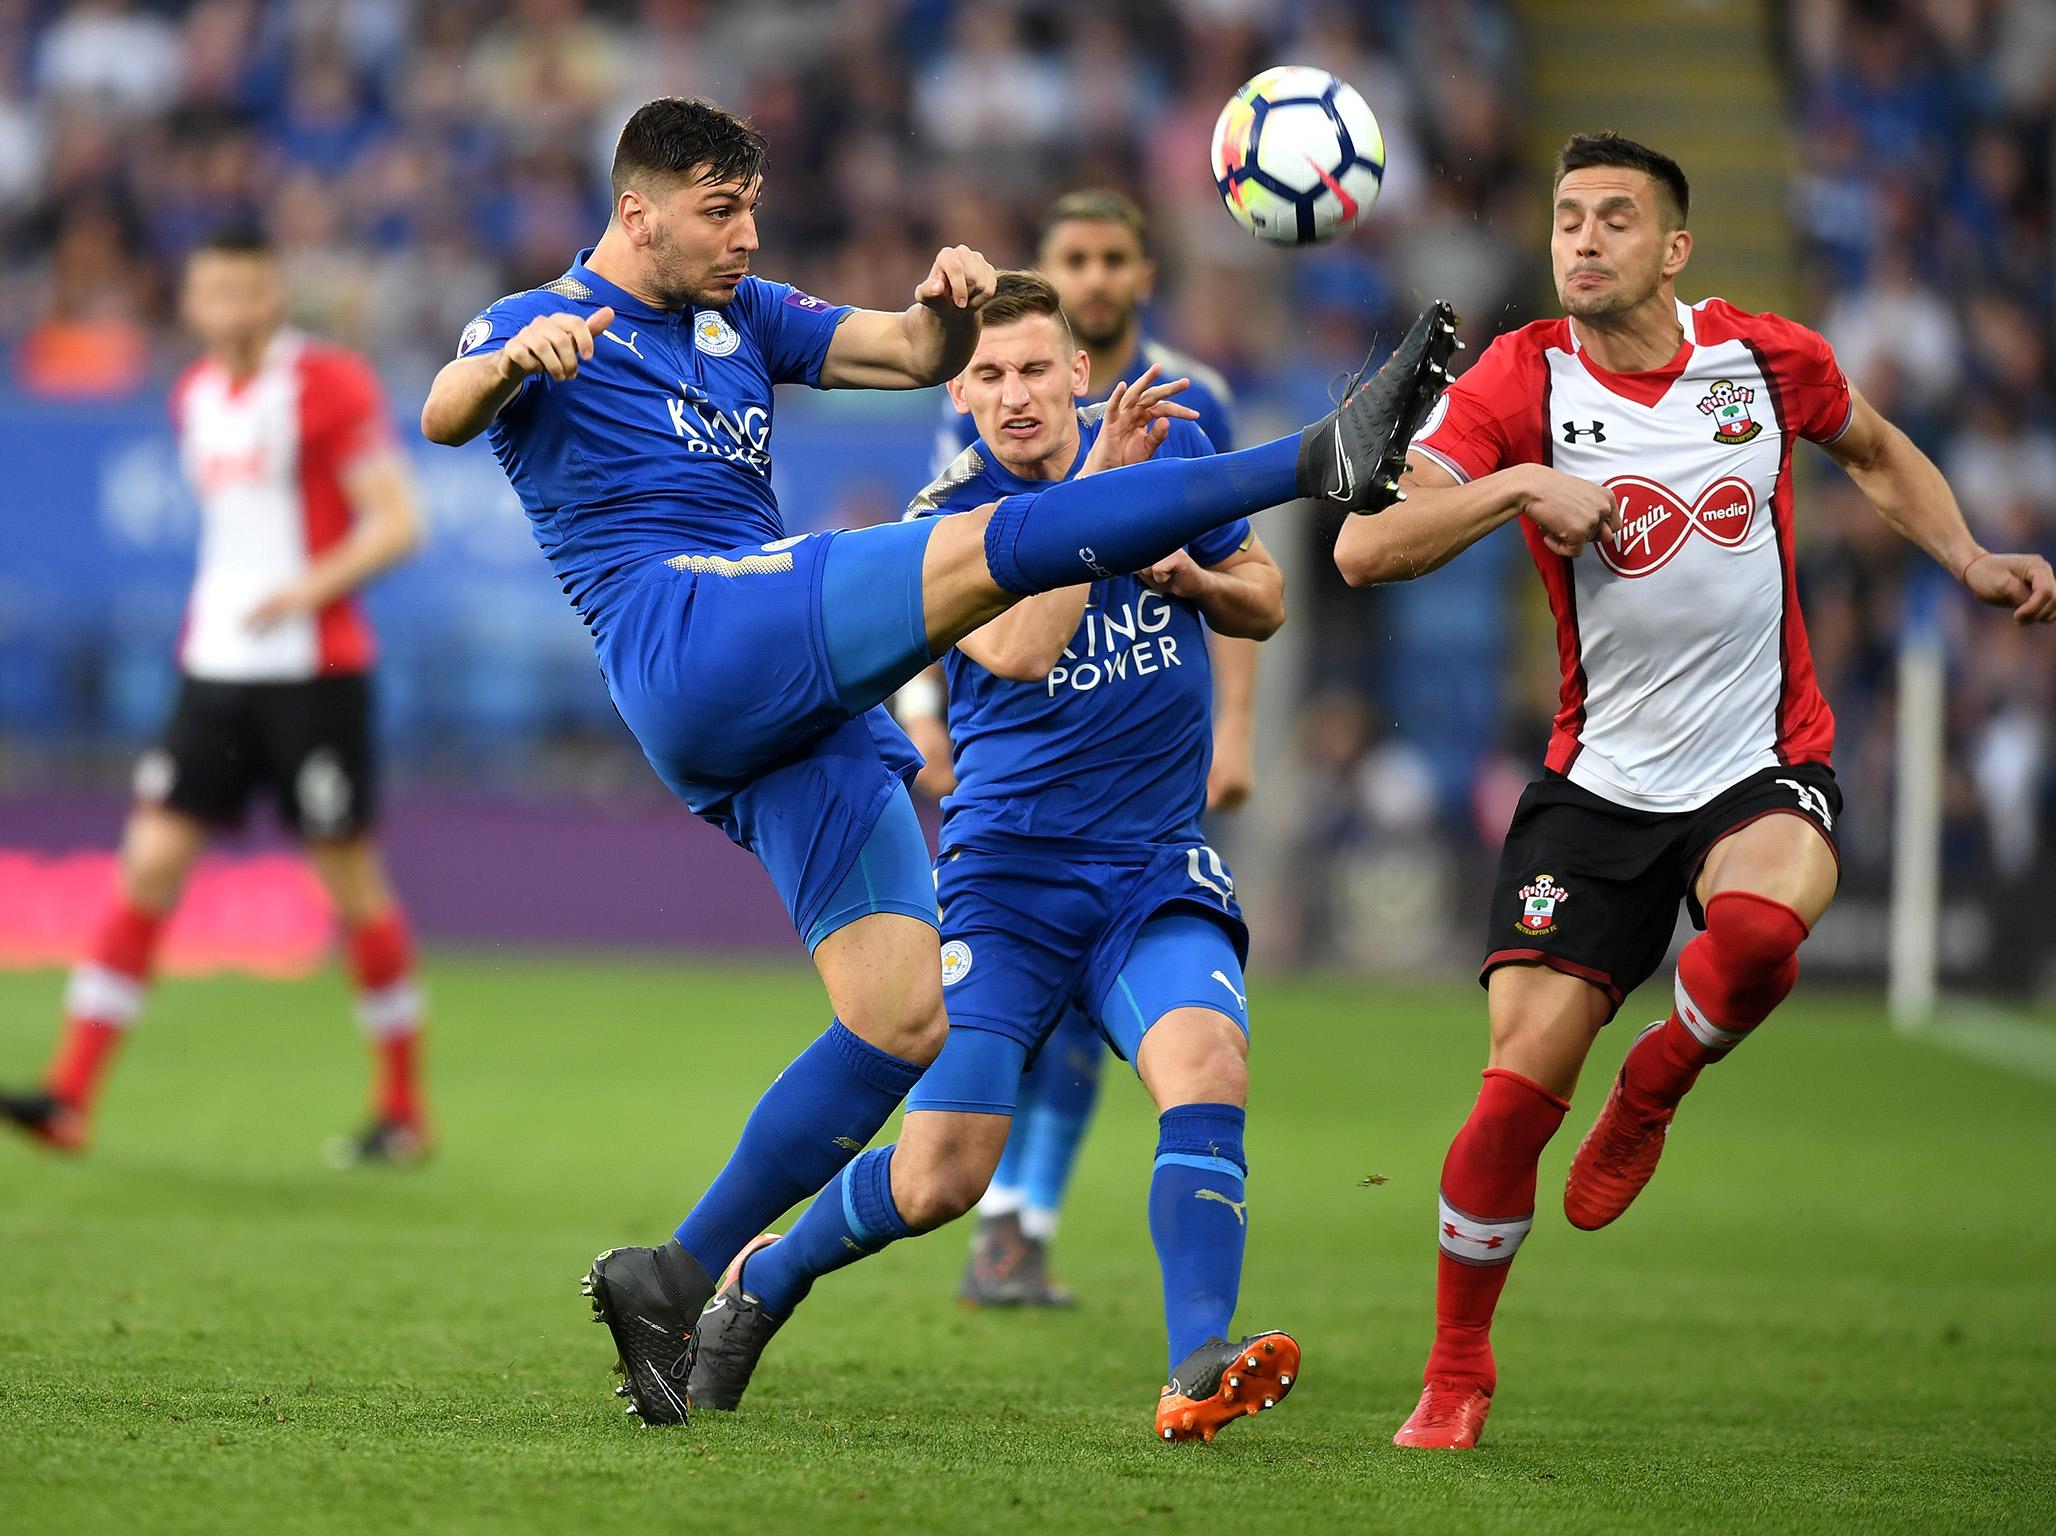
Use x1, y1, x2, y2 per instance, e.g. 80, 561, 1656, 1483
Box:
742, 1145, 913, 1315
1018, 1017, 1106, 1226
673, 1022, 923, 1278
983, 435, 1303, 595
1149, 1103, 1249, 1376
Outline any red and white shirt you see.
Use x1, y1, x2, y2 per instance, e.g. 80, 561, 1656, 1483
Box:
171, 330, 391, 682
1411, 297, 1852, 813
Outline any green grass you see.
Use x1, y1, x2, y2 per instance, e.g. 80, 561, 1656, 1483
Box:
1, 958, 2051, 1535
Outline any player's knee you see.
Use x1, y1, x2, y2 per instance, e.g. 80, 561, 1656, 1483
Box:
846, 994, 948, 1068
891, 1146, 989, 1229
1139, 1010, 1249, 1110
1687, 891, 1809, 1021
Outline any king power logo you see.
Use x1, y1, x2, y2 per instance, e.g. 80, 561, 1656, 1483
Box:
1598, 475, 1759, 578
666, 384, 771, 473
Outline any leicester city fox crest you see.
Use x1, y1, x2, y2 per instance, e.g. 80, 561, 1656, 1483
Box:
1697, 380, 1762, 444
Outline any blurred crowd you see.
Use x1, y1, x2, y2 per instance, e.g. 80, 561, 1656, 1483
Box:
1785, 0, 2054, 979
0, 0, 1524, 399
0, 0, 2047, 985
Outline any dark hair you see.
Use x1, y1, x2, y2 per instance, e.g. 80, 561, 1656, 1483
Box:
1555, 132, 1690, 226
191, 220, 273, 259
1037, 188, 1150, 258
980, 269, 1072, 337
611, 97, 767, 202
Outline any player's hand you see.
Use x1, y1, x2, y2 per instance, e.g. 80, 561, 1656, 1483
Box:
1962, 550, 2056, 624
245, 586, 312, 633
502, 306, 615, 383
1206, 733, 1255, 812
916, 246, 996, 314
1518, 467, 1622, 559
1137, 548, 1209, 601
1079, 366, 1202, 476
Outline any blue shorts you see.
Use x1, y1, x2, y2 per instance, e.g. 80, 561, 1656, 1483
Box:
907, 842, 1250, 1115
599, 520, 942, 945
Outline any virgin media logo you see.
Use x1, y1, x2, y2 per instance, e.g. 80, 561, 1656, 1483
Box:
1598, 475, 1758, 577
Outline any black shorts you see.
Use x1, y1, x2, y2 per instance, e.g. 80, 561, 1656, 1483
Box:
136, 674, 378, 840
1481, 762, 1841, 1015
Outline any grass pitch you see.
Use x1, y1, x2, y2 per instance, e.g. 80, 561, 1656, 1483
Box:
1, 957, 2051, 1535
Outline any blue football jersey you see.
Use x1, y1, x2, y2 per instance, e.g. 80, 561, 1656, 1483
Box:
457, 251, 852, 627
928, 335, 1236, 477
907, 409, 1250, 856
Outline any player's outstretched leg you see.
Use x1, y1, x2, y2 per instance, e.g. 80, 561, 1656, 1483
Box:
1566, 891, 1808, 1229
959, 1010, 1101, 1308
973, 303, 1458, 605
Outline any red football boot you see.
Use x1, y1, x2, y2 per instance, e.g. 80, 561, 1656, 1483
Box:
1393, 1380, 1492, 1449
1564, 1023, 1675, 1231
0, 1089, 88, 1153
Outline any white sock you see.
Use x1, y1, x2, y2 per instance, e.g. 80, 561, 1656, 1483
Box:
1019, 1207, 1058, 1242
979, 1184, 1024, 1219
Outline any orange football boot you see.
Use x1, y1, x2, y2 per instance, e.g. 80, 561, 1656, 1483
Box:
1564, 1022, 1674, 1231
1393, 1381, 1492, 1448
1156, 1331, 1300, 1443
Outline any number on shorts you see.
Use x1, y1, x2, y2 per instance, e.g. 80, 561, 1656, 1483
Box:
1775, 777, 1834, 831
1187, 845, 1234, 901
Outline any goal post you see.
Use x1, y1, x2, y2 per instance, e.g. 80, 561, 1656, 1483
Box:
1887, 608, 1946, 1031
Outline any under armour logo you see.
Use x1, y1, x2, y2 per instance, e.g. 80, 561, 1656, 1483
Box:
1196, 1188, 1247, 1225
1443, 1221, 1505, 1249
1562, 420, 1607, 443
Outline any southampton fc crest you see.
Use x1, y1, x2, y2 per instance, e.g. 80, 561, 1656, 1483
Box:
1697, 380, 1762, 444
1517, 874, 1570, 936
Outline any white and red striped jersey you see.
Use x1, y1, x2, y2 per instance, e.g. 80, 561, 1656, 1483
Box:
1411, 297, 1853, 812
171, 330, 391, 682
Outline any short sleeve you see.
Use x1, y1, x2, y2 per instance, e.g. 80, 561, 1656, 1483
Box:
453, 293, 536, 362
1766, 318, 1853, 443
300, 348, 392, 470
731, 276, 853, 388
1408, 326, 1549, 483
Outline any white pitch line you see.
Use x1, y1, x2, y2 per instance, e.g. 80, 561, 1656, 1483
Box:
1900, 997, 2056, 1084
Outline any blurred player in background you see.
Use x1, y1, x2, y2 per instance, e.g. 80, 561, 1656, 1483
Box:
420, 95, 1446, 1428
914, 191, 1262, 1309
0, 227, 432, 1166
691, 272, 1296, 1441
1335, 133, 2056, 1450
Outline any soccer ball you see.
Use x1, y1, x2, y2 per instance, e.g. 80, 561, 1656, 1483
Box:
1210, 66, 1385, 246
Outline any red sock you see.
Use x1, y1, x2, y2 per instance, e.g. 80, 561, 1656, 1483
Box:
349, 908, 425, 1127
49, 898, 164, 1110
1425, 1068, 1569, 1393
1623, 891, 1808, 1113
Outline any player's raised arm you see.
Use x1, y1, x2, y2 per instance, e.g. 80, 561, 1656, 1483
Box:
1333, 453, 1621, 586
420, 307, 616, 447
817, 246, 997, 390
1824, 384, 2056, 625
